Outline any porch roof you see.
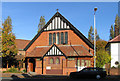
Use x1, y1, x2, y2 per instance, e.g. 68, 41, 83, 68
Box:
26, 44, 93, 58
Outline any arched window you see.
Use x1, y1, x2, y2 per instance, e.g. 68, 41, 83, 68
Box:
56, 58, 60, 64
50, 58, 54, 64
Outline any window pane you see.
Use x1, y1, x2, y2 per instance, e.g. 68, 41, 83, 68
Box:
49, 33, 52, 45
77, 60, 80, 66
61, 32, 64, 44
68, 58, 75, 60
81, 60, 84, 66
57, 33, 60, 44
65, 32, 68, 44
53, 33, 56, 44
56, 58, 60, 64
89, 60, 91, 67
50, 58, 54, 64
85, 60, 89, 66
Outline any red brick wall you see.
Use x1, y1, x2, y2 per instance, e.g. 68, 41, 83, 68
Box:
110, 68, 120, 75
26, 30, 93, 54
33, 56, 93, 75
35, 59, 42, 74
26, 29, 94, 75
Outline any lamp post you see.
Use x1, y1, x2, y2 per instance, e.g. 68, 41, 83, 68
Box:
94, 7, 97, 67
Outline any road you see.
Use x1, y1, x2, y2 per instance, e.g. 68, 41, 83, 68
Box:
1, 77, 120, 81
1, 74, 120, 81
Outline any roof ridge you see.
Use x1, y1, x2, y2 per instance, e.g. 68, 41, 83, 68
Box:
109, 34, 120, 42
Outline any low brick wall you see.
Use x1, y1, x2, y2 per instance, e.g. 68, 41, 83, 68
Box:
2, 68, 25, 72
110, 68, 120, 75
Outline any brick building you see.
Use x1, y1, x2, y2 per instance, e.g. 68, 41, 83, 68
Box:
24, 12, 94, 75
15, 39, 30, 68
2, 39, 30, 69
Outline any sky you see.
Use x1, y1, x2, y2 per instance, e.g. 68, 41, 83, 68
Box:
2, 2, 118, 41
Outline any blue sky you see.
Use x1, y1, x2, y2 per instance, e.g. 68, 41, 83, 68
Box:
2, 2, 118, 41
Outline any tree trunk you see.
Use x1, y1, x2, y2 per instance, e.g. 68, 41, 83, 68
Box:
7, 61, 8, 70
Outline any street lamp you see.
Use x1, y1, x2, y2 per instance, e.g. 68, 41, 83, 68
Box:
94, 7, 97, 67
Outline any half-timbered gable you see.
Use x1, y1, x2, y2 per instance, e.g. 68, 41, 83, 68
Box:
24, 12, 93, 52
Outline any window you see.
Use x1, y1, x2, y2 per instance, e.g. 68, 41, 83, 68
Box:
56, 58, 60, 64
61, 32, 64, 44
68, 58, 75, 60
53, 33, 56, 44
49, 33, 52, 45
81, 60, 84, 66
57, 33, 60, 44
85, 60, 89, 66
77, 60, 80, 67
49, 32, 68, 45
89, 60, 91, 67
50, 58, 54, 64
65, 32, 68, 44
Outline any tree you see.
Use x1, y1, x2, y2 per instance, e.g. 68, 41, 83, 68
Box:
96, 40, 108, 51
96, 40, 111, 68
38, 16, 45, 32
88, 26, 93, 42
2, 16, 18, 69
96, 49, 111, 68
109, 25, 114, 40
114, 14, 119, 37
95, 29, 100, 41
88, 26, 100, 42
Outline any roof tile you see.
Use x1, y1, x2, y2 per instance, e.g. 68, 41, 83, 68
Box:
15, 39, 30, 50
26, 45, 92, 57
109, 34, 120, 42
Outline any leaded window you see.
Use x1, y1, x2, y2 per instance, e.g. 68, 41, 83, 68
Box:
77, 60, 80, 67
57, 32, 60, 44
53, 33, 56, 44
50, 58, 54, 64
65, 32, 68, 44
56, 58, 60, 64
89, 60, 91, 67
61, 32, 64, 44
49, 33, 52, 45
85, 60, 89, 66
81, 60, 84, 66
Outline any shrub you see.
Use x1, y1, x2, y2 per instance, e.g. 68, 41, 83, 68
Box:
111, 66, 116, 69
7, 67, 18, 73
3, 71, 6, 73
118, 65, 120, 68
3, 67, 22, 73
22, 69, 26, 73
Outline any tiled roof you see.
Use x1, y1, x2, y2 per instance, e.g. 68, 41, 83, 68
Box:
58, 45, 92, 56
15, 39, 31, 50
15, 55, 24, 60
26, 46, 50, 57
109, 34, 120, 42
26, 45, 93, 57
